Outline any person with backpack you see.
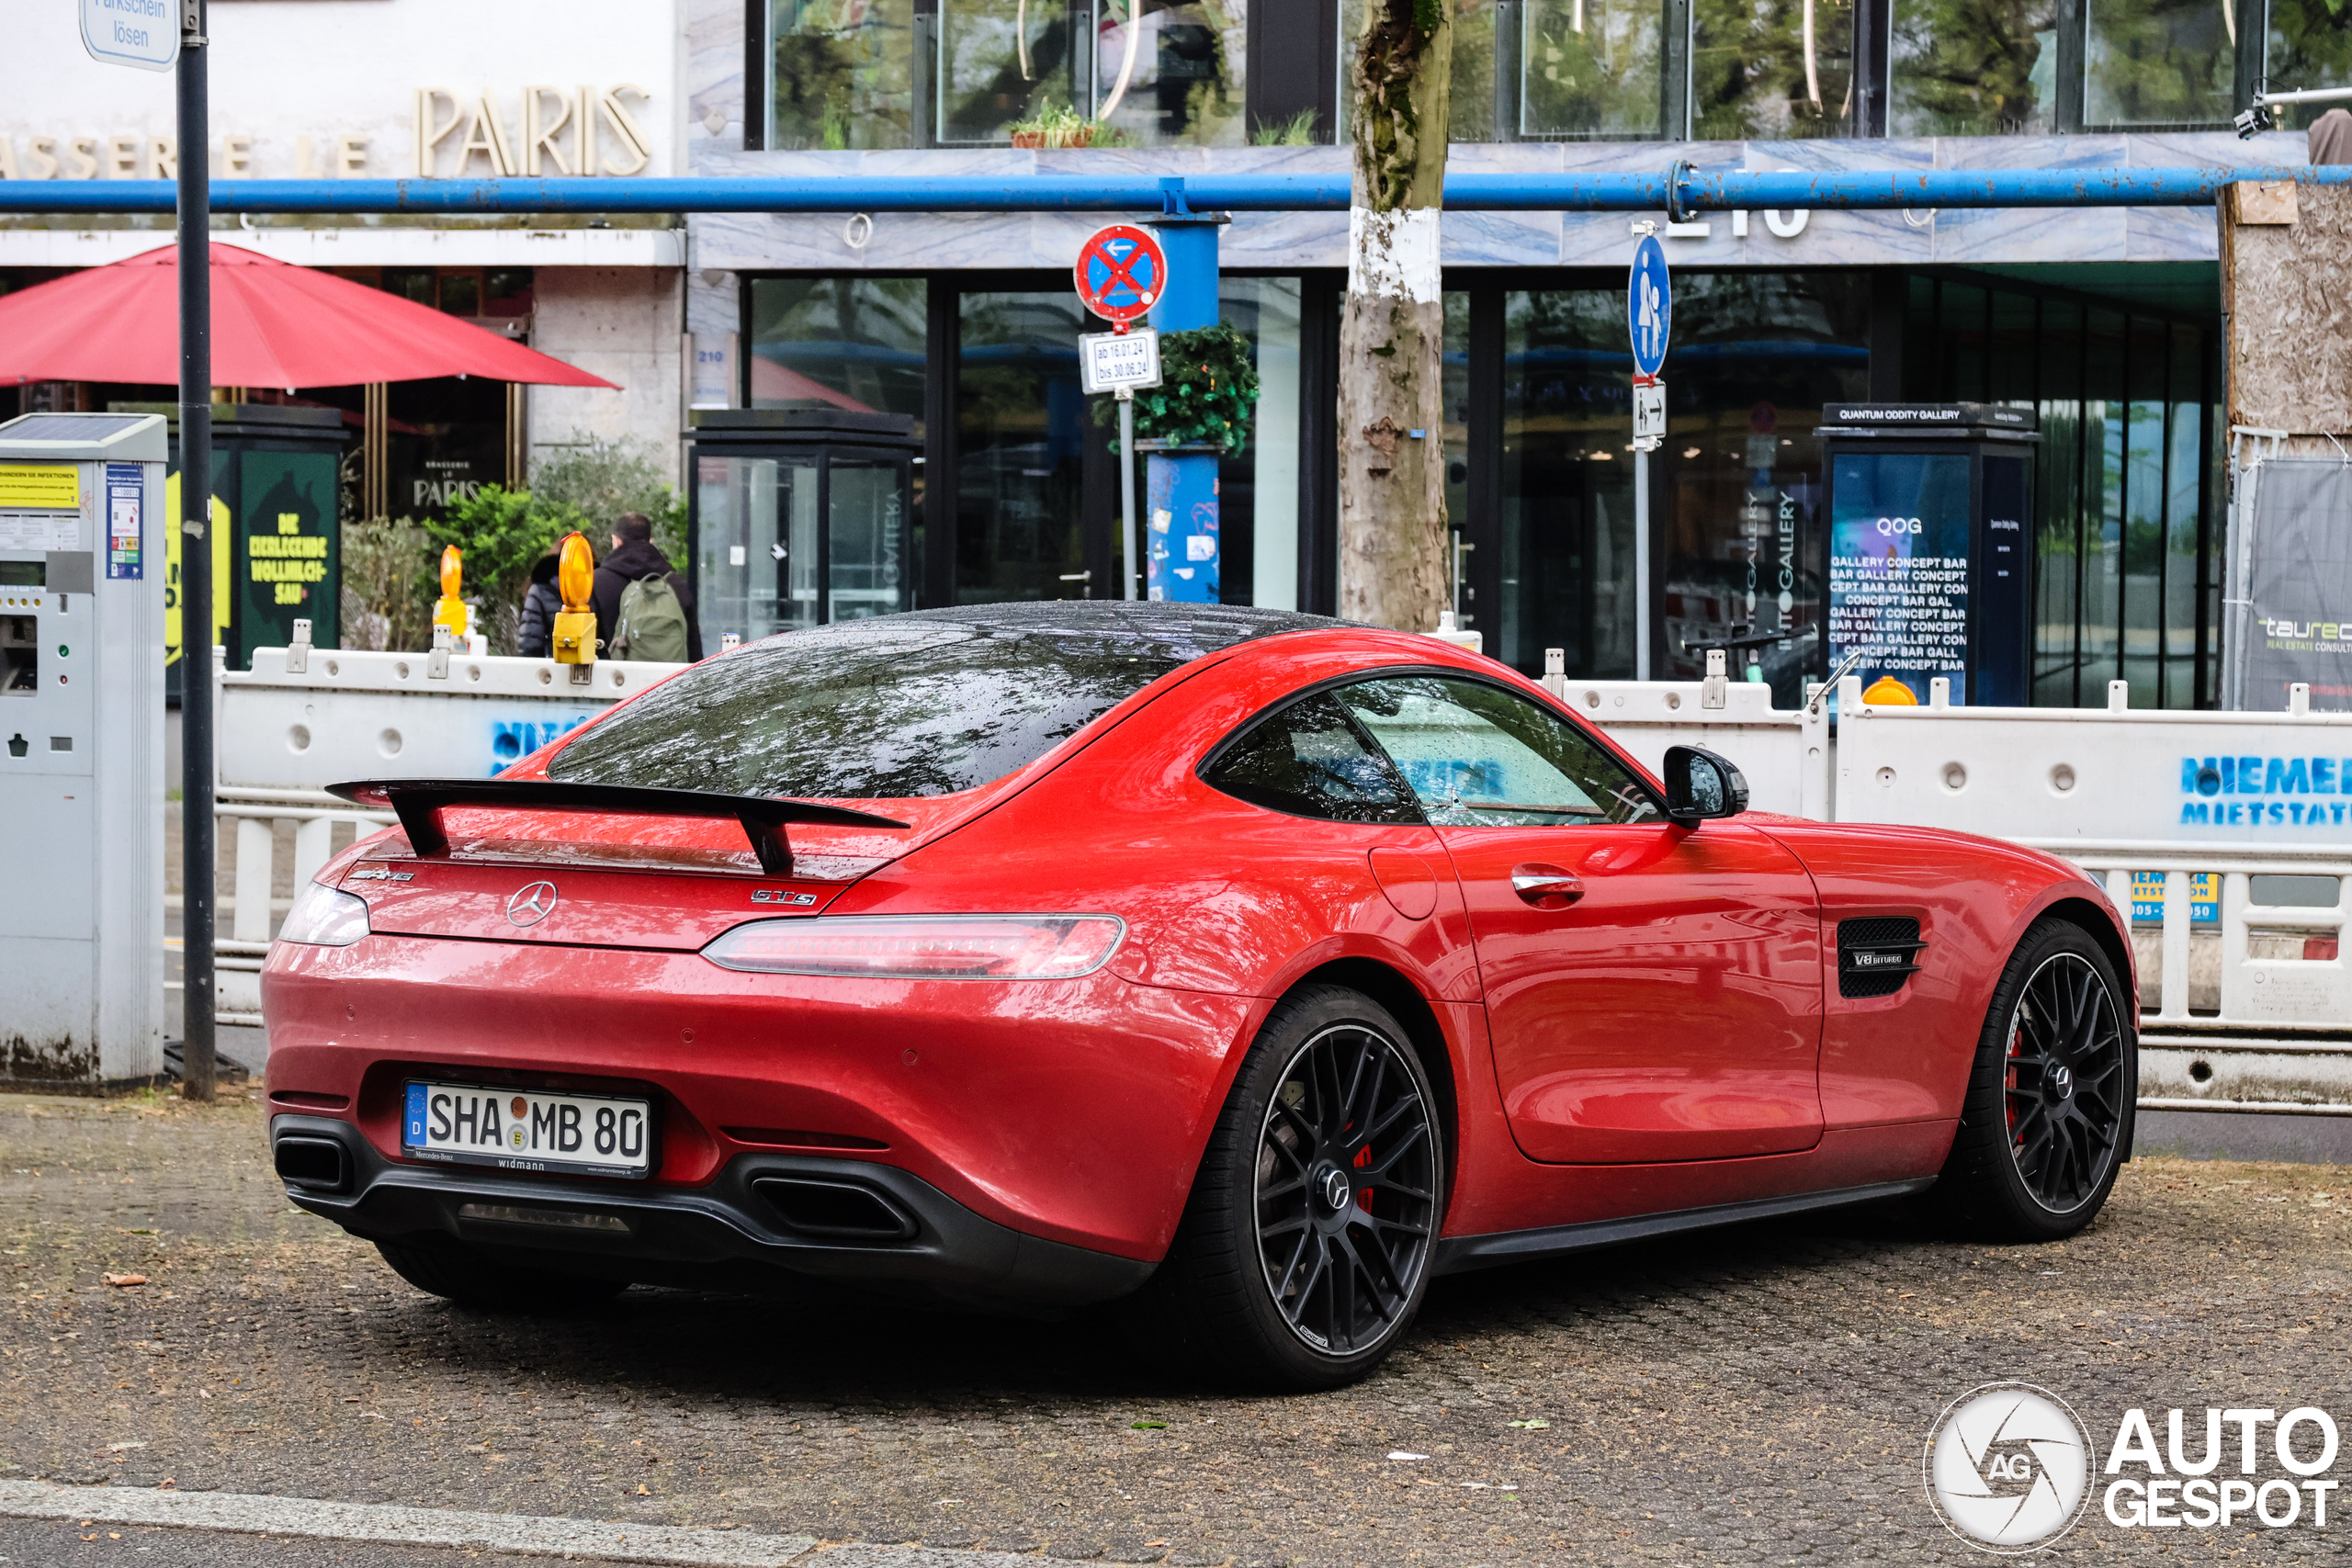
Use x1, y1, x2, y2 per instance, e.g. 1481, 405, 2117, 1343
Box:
515, 548, 561, 658
592, 512, 701, 663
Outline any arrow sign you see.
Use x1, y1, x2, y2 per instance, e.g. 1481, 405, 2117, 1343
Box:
1627, 233, 1670, 383
1073, 223, 1167, 330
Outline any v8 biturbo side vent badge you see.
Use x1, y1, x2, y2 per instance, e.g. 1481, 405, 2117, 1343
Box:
1839, 918, 1926, 998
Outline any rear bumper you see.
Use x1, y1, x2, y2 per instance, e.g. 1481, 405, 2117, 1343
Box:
270, 1113, 1157, 1310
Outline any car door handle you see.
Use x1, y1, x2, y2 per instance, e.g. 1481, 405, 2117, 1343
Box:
1510, 864, 1585, 908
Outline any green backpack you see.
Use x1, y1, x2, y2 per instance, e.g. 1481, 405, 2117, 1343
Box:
612, 572, 690, 663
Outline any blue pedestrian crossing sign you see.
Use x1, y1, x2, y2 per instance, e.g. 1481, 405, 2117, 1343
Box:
1628, 234, 1670, 381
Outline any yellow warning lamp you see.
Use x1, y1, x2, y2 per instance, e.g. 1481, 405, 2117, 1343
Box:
550, 532, 599, 665
431, 546, 469, 640
1861, 674, 1919, 705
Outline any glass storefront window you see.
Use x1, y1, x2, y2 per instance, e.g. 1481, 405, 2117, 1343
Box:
829, 457, 911, 621
695, 446, 915, 645
2033, 300, 2083, 706
1093, 0, 1247, 147
745, 277, 929, 428
698, 454, 820, 639
2083, 0, 2234, 127
957, 291, 1090, 603
2265, 0, 2352, 130
1692, 0, 1858, 139
1889, 0, 2059, 134
2164, 326, 2203, 708
939, 0, 1090, 144
1521, 0, 1668, 137
1220, 277, 1304, 611
768, 0, 917, 150
1500, 289, 1637, 680
1442, 293, 1472, 626
1654, 275, 1867, 703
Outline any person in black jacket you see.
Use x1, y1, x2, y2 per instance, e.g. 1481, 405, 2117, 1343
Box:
515, 550, 560, 658
591, 513, 702, 661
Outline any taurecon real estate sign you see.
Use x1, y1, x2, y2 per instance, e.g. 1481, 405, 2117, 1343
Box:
80, 0, 178, 72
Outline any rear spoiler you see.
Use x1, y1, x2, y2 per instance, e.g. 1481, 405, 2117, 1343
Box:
327, 779, 910, 877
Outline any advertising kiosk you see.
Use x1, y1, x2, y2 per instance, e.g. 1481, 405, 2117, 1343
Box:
1817, 402, 2039, 706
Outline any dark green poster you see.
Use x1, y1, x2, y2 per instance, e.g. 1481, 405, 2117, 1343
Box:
238, 447, 339, 660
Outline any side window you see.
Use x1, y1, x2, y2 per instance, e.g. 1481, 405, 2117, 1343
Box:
1203, 692, 1425, 825
1334, 676, 1660, 828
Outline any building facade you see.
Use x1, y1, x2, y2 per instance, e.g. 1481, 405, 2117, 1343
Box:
6, 0, 2344, 705
680, 0, 2345, 708
0, 0, 688, 526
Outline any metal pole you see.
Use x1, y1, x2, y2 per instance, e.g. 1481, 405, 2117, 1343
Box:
1117, 390, 1137, 601
1634, 446, 1651, 681
176, 0, 216, 1102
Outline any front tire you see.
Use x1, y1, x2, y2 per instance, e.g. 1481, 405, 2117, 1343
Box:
1148, 986, 1444, 1391
1930, 919, 2136, 1241
376, 1240, 629, 1312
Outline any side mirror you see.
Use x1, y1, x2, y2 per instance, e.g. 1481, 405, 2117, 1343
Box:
1663, 745, 1749, 824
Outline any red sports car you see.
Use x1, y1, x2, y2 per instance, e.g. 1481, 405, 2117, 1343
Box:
263, 604, 2137, 1388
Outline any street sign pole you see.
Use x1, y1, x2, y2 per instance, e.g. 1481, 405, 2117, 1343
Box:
1117, 390, 1137, 601
1627, 231, 1671, 682
176, 0, 216, 1100
1072, 223, 1166, 604
1634, 445, 1651, 681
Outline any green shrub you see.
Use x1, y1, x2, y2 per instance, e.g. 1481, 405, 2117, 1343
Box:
1093, 321, 1261, 456
528, 436, 689, 571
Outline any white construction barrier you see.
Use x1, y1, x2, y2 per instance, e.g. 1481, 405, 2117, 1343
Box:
1833, 674, 2352, 1114
206, 627, 684, 1023
1554, 650, 1832, 820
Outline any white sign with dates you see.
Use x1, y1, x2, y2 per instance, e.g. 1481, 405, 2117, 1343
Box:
1080, 329, 1162, 394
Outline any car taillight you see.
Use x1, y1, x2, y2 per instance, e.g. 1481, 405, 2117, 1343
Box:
277, 882, 371, 948
701, 914, 1124, 980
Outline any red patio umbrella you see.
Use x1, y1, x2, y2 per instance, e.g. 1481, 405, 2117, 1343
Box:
0, 242, 616, 389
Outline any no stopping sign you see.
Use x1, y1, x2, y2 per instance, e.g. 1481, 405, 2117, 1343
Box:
1073, 224, 1166, 327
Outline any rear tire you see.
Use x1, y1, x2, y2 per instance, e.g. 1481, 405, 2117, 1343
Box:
375, 1240, 629, 1312
1145, 986, 1444, 1391
1929, 919, 2136, 1242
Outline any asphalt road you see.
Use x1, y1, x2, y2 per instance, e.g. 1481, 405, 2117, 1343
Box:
5, 1092, 2351, 1565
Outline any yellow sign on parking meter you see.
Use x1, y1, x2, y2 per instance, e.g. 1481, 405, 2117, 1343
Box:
0, 465, 80, 510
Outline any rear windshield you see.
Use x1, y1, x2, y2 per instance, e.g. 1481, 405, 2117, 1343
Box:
547, 604, 1338, 799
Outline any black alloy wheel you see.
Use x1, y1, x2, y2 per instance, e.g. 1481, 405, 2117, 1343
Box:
2002, 951, 2128, 1213
1253, 1022, 1439, 1356
1144, 985, 1446, 1389
1931, 918, 2136, 1242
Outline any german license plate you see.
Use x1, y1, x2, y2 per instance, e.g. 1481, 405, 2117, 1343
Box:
402, 1082, 653, 1179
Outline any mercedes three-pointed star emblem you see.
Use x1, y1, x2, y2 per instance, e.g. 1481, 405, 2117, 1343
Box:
505, 881, 559, 928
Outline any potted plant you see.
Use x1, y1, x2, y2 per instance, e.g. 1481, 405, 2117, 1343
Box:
1010, 101, 1107, 149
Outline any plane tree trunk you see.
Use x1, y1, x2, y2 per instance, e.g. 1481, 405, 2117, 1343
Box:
1337, 0, 1452, 631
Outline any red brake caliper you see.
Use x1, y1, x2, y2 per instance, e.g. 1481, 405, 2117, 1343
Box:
1354, 1143, 1374, 1211
2006, 1022, 2025, 1145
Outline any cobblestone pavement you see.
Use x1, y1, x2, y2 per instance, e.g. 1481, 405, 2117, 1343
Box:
5, 1092, 2350, 1566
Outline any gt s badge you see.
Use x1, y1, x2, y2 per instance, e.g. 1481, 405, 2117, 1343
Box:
346, 865, 414, 883
752, 889, 818, 907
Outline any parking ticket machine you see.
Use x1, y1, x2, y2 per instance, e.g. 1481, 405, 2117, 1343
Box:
0, 412, 166, 1088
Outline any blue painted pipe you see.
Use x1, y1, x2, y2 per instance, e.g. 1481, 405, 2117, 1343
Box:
1, 164, 2347, 217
